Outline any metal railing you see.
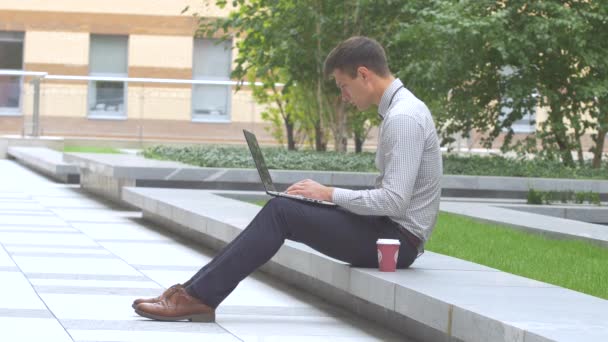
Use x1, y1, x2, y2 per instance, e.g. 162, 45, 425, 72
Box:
0, 69, 282, 141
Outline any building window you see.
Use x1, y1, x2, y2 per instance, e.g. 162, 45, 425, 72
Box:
0, 31, 24, 115
88, 35, 128, 118
498, 66, 537, 133
192, 39, 232, 122
500, 96, 537, 133
510, 112, 536, 133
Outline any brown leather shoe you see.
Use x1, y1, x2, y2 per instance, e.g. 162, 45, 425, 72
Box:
131, 284, 183, 309
134, 287, 215, 322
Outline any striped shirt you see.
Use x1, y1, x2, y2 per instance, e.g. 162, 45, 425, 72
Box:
332, 78, 442, 244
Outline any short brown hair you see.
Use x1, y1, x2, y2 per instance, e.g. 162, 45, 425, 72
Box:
323, 36, 390, 79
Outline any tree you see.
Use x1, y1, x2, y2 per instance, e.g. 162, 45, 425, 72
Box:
193, 0, 411, 152
390, 0, 608, 168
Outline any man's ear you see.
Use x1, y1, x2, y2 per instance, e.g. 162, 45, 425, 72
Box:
357, 66, 371, 81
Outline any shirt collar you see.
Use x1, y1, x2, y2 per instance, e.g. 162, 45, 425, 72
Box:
378, 78, 405, 120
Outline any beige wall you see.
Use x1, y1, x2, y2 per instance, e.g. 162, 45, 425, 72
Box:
24, 31, 89, 66
127, 86, 191, 120
39, 84, 88, 118
130, 35, 193, 69
232, 90, 266, 122
535, 106, 548, 128
19, 83, 87, 118
0, 0, 232, 17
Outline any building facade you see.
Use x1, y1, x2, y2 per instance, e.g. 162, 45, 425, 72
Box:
0, 0, 274, 144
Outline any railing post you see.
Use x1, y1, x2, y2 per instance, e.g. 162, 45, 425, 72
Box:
31, 77, 41, 137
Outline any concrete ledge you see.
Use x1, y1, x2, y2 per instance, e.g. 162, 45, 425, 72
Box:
497, 203, 608, 225
0, 135, 64, 159
440, 201, 608, 248
442, 175, 608, 200
63, 153, 200, 205
62, 153, 608, 204
122, 187, 608, 342
7, 147, 79, 183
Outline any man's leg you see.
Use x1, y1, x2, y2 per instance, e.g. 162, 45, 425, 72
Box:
187, 197, 417, 308
133, 202, 306, 307
179, 206, 274, 287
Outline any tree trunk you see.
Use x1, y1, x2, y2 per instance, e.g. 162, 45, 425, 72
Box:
592, 104, 608, 168
284, 115, 296, 151
592, 128, 607, 168
354, 135, 364, 153
332, 99, 348, 152
576, 133, 584, 167
555, 134, 575, 167
548, 105, 575, 168
314, 6, 326, 152
337, 136, 347, 152
314, 121, 326, 151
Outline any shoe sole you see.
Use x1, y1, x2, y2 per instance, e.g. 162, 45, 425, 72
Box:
135, 309, 215, 323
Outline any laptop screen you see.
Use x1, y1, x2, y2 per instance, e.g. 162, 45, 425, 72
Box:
243, 130, 277, 192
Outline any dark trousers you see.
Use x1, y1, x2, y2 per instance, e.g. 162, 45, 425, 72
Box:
186, 197, 418, 308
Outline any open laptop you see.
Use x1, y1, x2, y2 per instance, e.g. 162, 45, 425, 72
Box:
243, 130, 336, 207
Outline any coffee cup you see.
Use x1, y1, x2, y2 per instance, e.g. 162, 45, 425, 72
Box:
376, 239, 400, 272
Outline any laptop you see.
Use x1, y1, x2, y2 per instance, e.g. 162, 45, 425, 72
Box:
243, 130, 337, 207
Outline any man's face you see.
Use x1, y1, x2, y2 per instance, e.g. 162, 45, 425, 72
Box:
333, 68, 373, 111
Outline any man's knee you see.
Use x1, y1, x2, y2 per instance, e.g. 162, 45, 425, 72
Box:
265, 197, 294, 211
263, 197, 303, 224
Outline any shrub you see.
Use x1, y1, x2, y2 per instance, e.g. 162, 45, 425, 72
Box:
527, 189, 601, 206
527, 189, 544, 205
144, 145, 608, 180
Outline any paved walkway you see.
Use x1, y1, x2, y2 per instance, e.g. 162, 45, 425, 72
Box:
0, 160, 407, 342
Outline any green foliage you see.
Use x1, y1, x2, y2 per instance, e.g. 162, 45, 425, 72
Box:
526, 189, 602, 206
194, 0, 387, 152
527, 189, 544, 205
442, 154, 608, 179
145, 145, 608, 179
390, 1, 608, 168
575, 192, 587, 204
144, 145, 377, 172
588, 192, 602, 206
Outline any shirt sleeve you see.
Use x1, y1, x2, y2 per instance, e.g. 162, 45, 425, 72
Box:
332, 114, 425, 217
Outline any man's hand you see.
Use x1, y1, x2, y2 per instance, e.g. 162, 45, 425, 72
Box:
285, 179, 334, 202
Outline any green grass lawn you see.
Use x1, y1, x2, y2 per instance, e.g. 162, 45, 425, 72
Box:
63, 146, 122, 154
247, 199, 607, 300
428, 212, 608, 300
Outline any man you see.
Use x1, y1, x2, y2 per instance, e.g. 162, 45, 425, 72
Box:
132, 36, 442, 323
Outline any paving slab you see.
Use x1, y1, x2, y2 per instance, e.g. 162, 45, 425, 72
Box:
0, 159, 407, 342
0, 317, 73, 342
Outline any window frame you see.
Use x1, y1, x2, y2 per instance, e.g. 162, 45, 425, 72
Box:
191, 38, 233, 123
0, 31, 25, 116
87, 34, 129, 120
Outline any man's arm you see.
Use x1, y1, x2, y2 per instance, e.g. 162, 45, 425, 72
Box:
332, 114, 425, 216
